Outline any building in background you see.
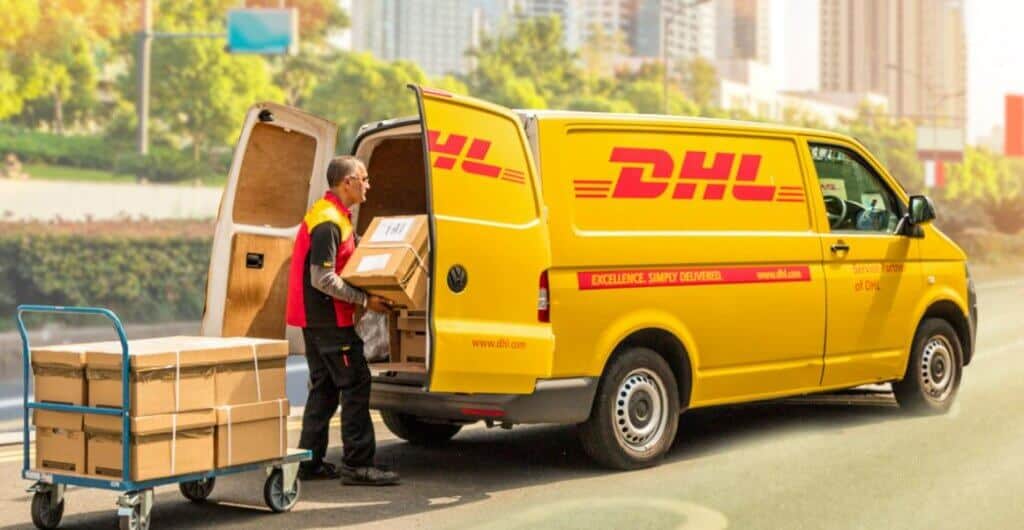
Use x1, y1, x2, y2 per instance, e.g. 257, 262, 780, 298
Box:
819, 0, 967, 127
631, 0, 716, 63
510, 0, 585, 51
715, 0, 770, 64
351, 0, 491, 77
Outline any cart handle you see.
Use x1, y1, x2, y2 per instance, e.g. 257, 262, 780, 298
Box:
17, 305, 131, 484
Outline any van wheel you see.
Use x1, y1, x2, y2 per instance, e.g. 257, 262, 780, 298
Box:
893, 318, 963, 414
578, 347, 679, 470
381, 411, 462, 446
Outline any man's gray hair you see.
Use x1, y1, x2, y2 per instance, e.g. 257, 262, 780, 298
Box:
326, 155, 365, 188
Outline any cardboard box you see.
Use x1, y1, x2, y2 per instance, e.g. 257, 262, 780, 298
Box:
83, 336, 287, 415
396, 311, 426, 333
85, 409, 215, 481
213, 338, 287, 406
31, 343, 92, 406
399, 330, 426, 363
33, 411, 86, 474
342, 215, 429, 310
215, 398, 289, 468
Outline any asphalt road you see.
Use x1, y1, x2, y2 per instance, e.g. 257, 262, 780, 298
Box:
0, 277, 1020, 529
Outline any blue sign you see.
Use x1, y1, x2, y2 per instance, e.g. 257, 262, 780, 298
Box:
227, 8, 298, 55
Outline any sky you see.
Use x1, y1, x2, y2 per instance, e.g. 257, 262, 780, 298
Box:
773, 0, 1024, 144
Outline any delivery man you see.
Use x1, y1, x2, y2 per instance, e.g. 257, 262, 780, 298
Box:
286, 155, 399, 486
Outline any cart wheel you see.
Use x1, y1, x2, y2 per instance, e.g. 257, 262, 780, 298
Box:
31, 490, 64, 529
263, 469, 300, 513
179, 477, 216, 503
118, 505, 148, 530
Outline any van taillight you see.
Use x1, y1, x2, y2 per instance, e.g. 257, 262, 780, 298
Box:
538, 270, 550, 323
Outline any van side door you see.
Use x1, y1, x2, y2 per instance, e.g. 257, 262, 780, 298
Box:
412, 86, 555, 394
804, 139, 925, 387
202, 103, 337, 351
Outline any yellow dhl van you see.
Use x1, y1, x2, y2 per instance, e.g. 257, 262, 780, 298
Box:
201, 87, 977, 469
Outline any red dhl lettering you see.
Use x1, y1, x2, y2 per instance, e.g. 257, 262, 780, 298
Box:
573, 147, 805, 203
427, 129, 526, 185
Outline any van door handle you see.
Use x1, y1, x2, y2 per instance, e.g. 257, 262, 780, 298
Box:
830, 242, 850, 253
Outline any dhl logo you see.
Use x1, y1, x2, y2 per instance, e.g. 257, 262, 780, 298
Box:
573, 147, 805, 203
427, 130, 525, 185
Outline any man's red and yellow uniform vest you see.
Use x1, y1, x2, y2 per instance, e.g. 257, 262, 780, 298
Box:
286, 192, 357, 328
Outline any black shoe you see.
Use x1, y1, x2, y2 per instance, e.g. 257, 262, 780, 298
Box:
298, 461, 340, 481
340, 465, 400, 486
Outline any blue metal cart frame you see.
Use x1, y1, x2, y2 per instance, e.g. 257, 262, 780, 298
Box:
17, 305, 310, 529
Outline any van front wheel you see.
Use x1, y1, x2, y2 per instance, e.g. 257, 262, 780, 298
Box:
578, 347, 679, 470
380, 411, 462, 446
893, 318, 963, 414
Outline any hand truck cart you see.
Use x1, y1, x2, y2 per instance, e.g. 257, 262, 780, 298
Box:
17, 305, 311, 529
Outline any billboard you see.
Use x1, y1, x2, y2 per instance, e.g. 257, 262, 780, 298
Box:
916, 126, 965, 163
227, 8, 298, 55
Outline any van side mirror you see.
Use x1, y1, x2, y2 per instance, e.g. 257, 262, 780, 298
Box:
909, 195, 936, 224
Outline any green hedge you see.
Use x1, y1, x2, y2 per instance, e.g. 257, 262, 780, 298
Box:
0, 126, 229, 182
1, 234, 212, 330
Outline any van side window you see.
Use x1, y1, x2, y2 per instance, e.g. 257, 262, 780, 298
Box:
809, 144, 902, 233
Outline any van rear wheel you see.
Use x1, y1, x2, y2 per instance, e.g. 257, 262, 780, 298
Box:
380, 411, 462, 446
893, 318, 963, 414
578, 347, 679, 470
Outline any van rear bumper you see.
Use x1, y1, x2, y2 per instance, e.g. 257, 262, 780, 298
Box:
370, 377, 599, 424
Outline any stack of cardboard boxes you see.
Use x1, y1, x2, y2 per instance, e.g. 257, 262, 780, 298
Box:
342, 214, 430, 364
30, 336, 290, 480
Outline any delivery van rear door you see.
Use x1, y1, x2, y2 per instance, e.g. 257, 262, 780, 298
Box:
412, 86, 555, 394
202, 102, 337, 346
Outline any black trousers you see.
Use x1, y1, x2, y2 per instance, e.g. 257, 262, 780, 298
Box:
299, 326, 375, 469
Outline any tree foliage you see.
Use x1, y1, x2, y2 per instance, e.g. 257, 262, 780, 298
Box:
945, 148, 1024, 233
465, 15, 583, 109
142, 0, 284, 159
307, 53, 427, 149
840, 104, 923, 193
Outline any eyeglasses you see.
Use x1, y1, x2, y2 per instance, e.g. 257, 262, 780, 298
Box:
346, 175, 371, 184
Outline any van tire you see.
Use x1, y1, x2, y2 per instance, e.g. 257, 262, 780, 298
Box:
893, 318, 963, 414
380, 411, 462, 446
578, 347, 680, 470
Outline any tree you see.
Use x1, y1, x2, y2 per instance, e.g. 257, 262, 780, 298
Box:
2, 0, 134, 129
307, 53, 428, 149
677, 57, 718, 112
465, 15, 583, 108
566, 95, 636, 114
266, 0, 350, 107
945, 148, 1024, 234
841, 104, 923, 192
579, 23, 630, 91
143, 0, 284, 159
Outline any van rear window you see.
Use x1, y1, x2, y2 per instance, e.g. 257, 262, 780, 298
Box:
563, 129, 812, 233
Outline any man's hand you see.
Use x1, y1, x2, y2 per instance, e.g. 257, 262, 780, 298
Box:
367, 295, 392, 313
